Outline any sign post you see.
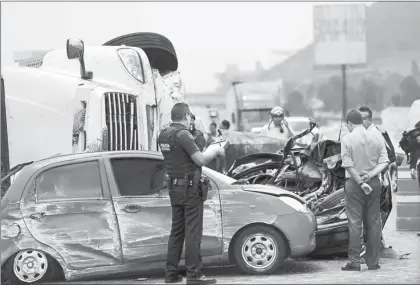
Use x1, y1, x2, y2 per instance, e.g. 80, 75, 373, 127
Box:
313, 4, 367, 121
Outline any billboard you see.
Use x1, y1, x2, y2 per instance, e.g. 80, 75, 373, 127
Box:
313, 4, 367, 66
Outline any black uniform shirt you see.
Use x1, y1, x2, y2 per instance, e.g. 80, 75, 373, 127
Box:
176, 128, 201, 156
159, 123, 201, 178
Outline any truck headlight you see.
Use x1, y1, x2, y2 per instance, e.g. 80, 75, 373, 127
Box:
280, 196, 312, 214
117, 48, 144, 83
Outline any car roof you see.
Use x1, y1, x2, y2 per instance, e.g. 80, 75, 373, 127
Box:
37, 150, 161, 165
1, 151, 164, 204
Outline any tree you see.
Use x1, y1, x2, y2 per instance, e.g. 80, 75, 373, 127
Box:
284, 89, 312, 117
400, 75, 420, 106
317, 76, 344, 112
412, 60, 420, 78
391, 93, 401, 106
357, 78, 384, 110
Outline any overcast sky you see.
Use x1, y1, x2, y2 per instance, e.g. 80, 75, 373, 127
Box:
1, 2, 367, 93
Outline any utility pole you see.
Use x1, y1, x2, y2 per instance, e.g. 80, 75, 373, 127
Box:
342, 64, 347, 117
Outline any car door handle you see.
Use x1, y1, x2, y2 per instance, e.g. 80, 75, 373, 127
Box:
29, 212, 46, 220
123, 204, 141, 213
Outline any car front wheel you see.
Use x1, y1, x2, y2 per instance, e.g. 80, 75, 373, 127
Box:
233, 225, 287, 275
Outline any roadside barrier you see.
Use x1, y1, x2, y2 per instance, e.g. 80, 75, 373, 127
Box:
396, 169, 420, 231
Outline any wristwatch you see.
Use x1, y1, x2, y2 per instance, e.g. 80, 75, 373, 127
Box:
358, 181, 364, 186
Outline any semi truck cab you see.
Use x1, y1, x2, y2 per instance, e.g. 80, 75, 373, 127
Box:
1, 33, 184, 191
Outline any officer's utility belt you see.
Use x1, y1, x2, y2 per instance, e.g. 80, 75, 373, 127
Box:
170, 178, 193, 187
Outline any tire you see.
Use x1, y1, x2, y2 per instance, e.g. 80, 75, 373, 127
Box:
233, 225, 287, 275
103, 32, 178, 71
2, 250, 62, 284
317, 188, 345, 210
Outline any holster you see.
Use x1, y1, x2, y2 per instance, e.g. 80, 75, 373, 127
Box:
200, 177, 210, 201
191, 170, 201, 197
192, 170, 209, 201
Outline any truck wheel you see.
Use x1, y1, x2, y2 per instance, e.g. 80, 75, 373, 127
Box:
2, 250, 62, 284
103, 32, 178, 72
233, 225, 287, 275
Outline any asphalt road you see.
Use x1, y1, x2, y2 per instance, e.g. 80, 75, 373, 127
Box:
43, 179, 420, 284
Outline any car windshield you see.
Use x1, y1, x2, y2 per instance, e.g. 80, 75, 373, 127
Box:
203, 167, 237, 185
289, 120, 309, 132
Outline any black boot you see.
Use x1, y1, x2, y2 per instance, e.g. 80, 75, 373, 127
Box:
341, 262, 361, 271
165, 274, 183, 283
368, 265, 381, 270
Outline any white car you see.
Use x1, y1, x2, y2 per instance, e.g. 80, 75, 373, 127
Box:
251, 117, 318, 146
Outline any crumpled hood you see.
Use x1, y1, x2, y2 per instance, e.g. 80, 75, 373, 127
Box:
241, 184, 303, 201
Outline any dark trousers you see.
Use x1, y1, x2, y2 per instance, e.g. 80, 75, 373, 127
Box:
417, 163, 420, 189
165, 184, 204, 278
345, 177, 382, 267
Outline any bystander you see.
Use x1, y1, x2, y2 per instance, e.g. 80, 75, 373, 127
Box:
220, 120, 230, 130
340, 109, 389, 271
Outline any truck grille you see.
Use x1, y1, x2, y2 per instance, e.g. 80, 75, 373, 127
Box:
104, 92, 139, 151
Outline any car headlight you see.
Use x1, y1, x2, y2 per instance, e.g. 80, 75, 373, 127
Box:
117, 48, 144, 83
280, 196, 312, 214
323, 153, 341, 170
338, 211, 347, 220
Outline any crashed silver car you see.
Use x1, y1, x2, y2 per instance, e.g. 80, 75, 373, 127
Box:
1, 151, 316, 284
226, 120, 393, 256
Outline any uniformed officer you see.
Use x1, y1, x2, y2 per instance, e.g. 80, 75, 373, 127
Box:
159, 103, 224, 284
189, 114, 207, 152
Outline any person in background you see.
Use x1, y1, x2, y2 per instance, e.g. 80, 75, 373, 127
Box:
409, 121, 420, 186
407, 121, 420, 237
341, 109, 389, 272
190, 114, 206, 152
205, 123, 219, 171
260, 106, 295, 140
359, 106, 396, 166
207, 122, 218, 144
358, 106, 394, 252
220, 120, 230, 130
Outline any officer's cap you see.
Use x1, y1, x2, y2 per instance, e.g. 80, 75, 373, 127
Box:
171, 103, 192, 121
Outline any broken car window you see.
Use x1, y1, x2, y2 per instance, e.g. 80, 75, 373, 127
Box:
111, 158, 166, 197
36, 161, 103, 202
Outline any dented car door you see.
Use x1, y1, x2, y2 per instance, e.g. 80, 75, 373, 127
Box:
105, 156, 173, 263
104, 155, 223, 264
20, 159, 123, 270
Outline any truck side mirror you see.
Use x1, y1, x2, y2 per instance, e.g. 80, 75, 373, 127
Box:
66, 38, 93, 80
66, 38, 84, 60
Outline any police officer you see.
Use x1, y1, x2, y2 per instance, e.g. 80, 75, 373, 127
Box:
159, 103, 224, 284
190, 114, 206, 152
